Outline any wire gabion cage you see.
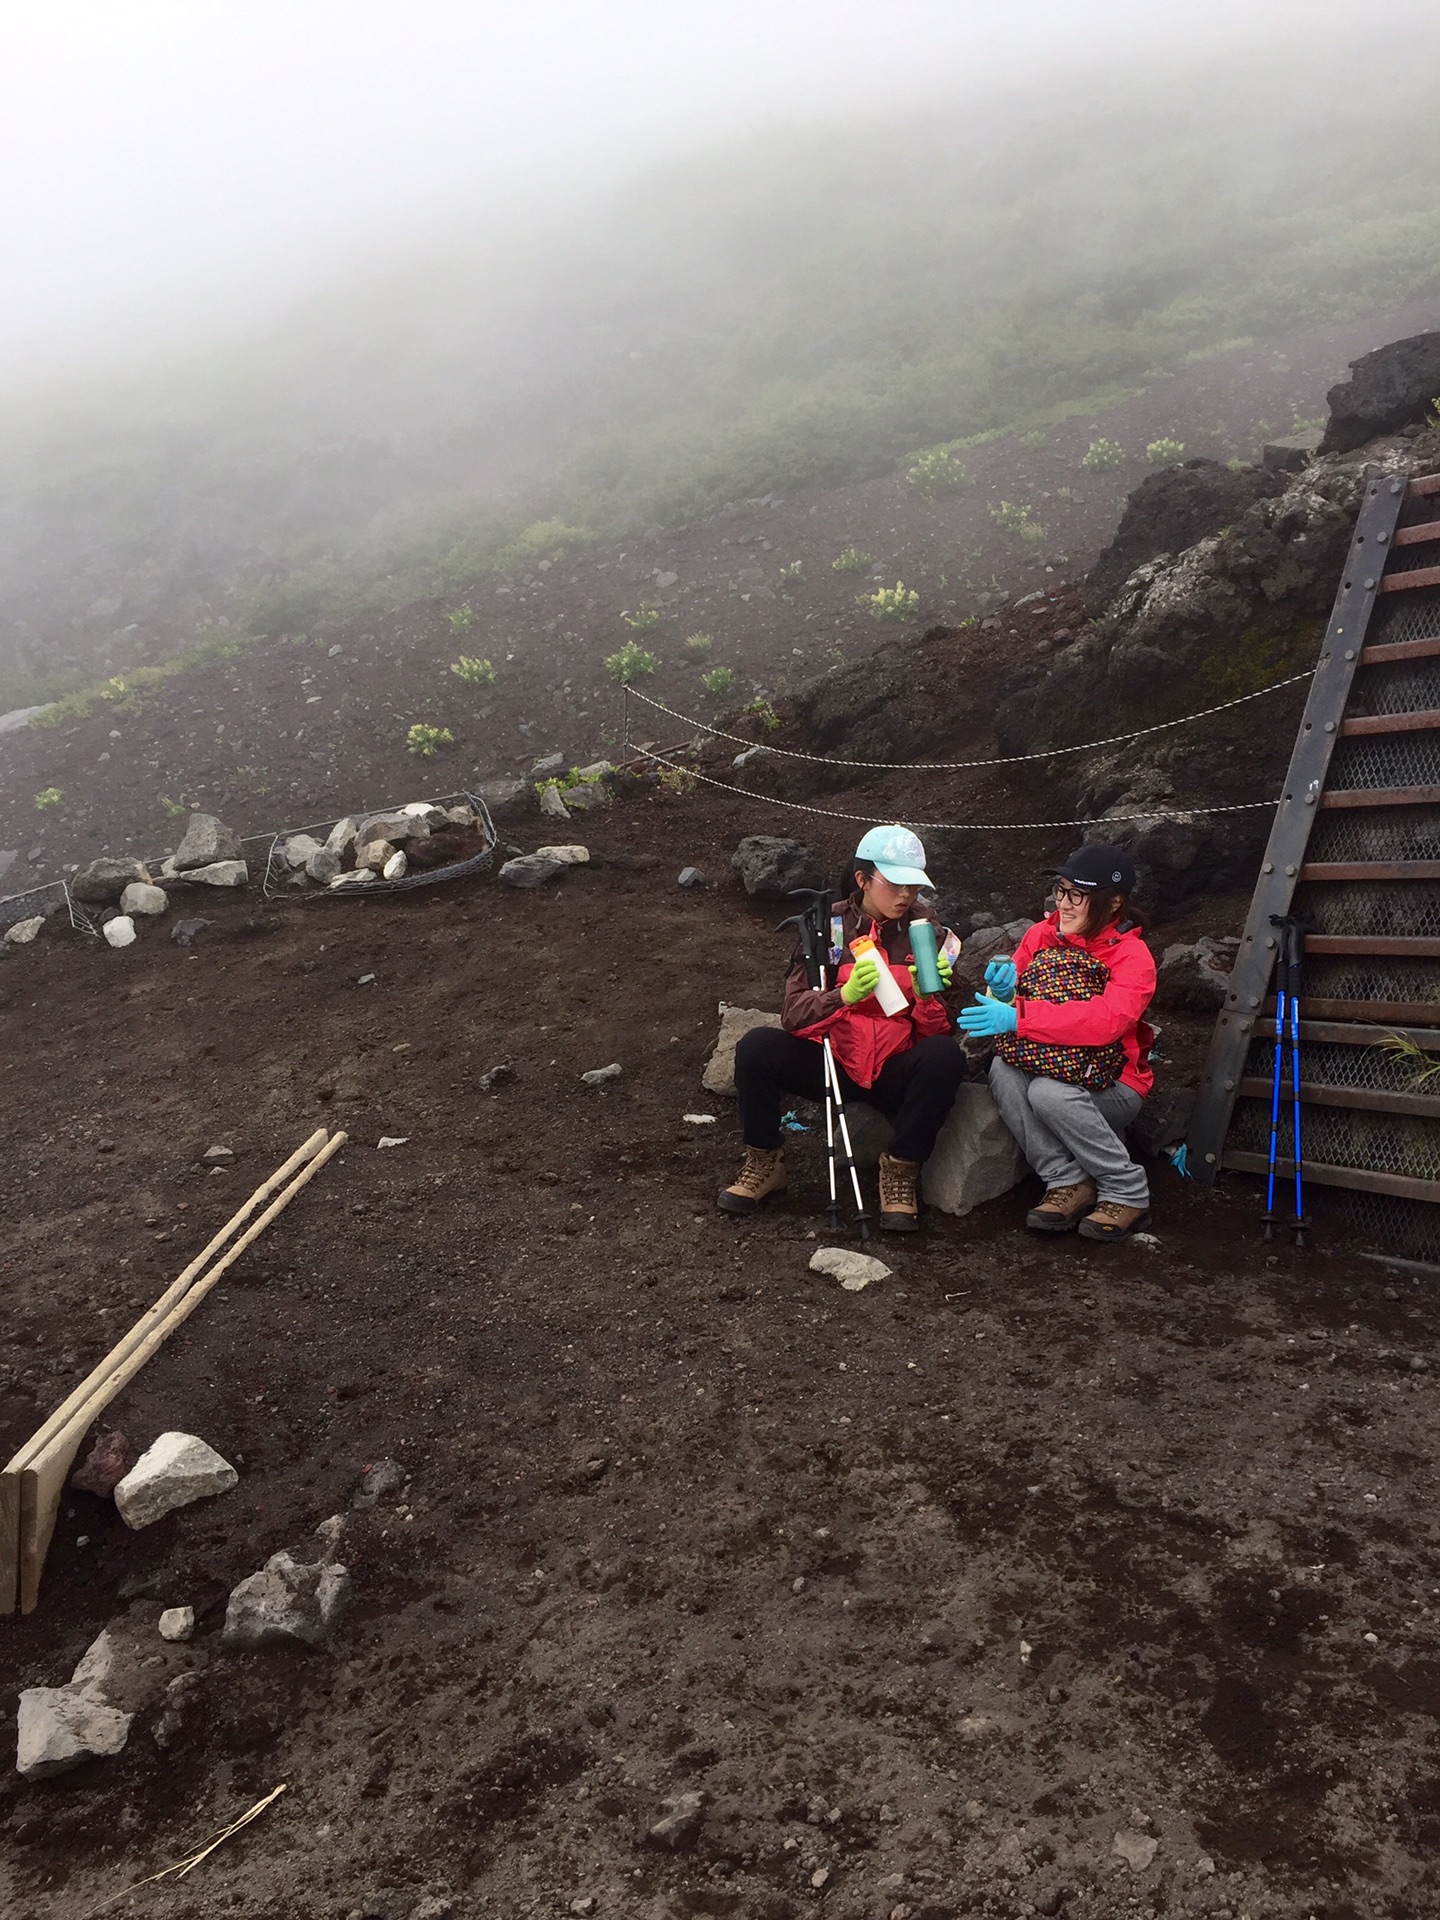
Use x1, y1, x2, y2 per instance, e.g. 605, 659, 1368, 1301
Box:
1346, 657, 1440, 716
1325, 727, 1440, 790
1230, 1094, 1440, 1183
1306, 805, 1440, 863
1367, 587, 1440, 647
1291, 879, 1440, 938
1243, 1034, 1440, 1095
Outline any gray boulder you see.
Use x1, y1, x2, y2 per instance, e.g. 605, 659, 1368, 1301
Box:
323, 815, 359, 856
538, 783, 570, 819
646, 1790, 708, 1850
702, 1004, 782, 1095
72, 856, 151, 905
500, 854, 565, 889
1155, 935, 1237, 1011
222, 1550, 353, 1651
1321, 329, 1440, 453
16, 1687, 132, 1780
174, 813, 243, 871
114, 1431, 238, 1530
477, 776, 525, 810
181, 859, 248, 888
1130, 1086, 1195, 1158
354, 838, 396, 873
845, 1079, 1024, 1215
561, 780, 609, 812
359, 810, 427, 847
282, 833, 323, 870
1082, 459, 1278, 618
120, 881, 168, 917
730, 835, 823, 899
306, 846, 340, 884
4, 915, 45, 945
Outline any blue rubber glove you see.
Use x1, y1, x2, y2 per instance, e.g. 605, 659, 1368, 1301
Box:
957, 993, 1018, 1038
984, 958, 1017, 1002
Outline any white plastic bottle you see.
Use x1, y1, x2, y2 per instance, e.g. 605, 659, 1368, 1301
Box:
851, 934, 908, 1017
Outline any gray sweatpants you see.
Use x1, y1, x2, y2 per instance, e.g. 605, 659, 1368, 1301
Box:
988, 1056, 1149, 1208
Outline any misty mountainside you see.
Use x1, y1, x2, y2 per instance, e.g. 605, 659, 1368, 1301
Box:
3, 41, 1440, 710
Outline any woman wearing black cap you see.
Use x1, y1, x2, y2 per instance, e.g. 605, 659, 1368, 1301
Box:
957, 843, 1156, 1240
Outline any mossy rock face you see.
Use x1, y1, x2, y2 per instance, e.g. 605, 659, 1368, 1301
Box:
1195, 616, 1326, 704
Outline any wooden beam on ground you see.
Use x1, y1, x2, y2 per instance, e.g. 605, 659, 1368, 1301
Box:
1, 1128, 340, 1615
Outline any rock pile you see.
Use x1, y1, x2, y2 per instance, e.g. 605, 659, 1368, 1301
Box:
276, 802, 486, 893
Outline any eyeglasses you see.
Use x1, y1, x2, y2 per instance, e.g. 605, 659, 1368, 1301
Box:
1052, 883, 1090, 907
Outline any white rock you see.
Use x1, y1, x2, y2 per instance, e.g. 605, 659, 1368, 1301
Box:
539, 783, 570, 818
158, 1606, 195, 1642
574, 760, 612, 780
534, 844, 589, 865
1113, 1830, 1159, 1873
683, 1113, 717, 1125
183, 860, 248, 888
114, 1432, 239, 1530
16, 1686, 132, 1779
203, 1144, 233, 1161
71, 1629, 118, 1696
377, 1135, 409, 1148
282, 833, 322, 870
222, 1550, 352, 1650
382, 850, 408, 880
809, 1247, 892, 1291
328, 868, 377, 890
702, 1003, 782, 1096
102, 915, 137, 948
120, 882, 168, 917
581, 1063, 622, 1086
4, 915, 44, 945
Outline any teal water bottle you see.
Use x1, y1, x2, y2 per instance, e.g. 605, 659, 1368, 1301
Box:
908, 919, 944, 996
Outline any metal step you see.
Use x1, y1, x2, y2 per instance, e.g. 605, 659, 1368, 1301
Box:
1408, 473, 1440, 498
1391, 519, 1440, 548
1305, 935, 1440, 957
1380, 565, 1440, 593
1339, 708, 1440, 735
1320, 785, 1436, 808
1300, 859, 1440, 881
1237, 1075, 1440, 1120
1359, 637, 1440, 664
1272, 998, 1440, 1026
1220, 1150, 1440, 1205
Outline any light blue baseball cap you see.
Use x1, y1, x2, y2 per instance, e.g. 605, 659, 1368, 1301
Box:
854, 824, 933, 889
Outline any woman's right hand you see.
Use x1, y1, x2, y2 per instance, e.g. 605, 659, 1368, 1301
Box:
841, 951, 882, 1006
984, 957, 1017, 1001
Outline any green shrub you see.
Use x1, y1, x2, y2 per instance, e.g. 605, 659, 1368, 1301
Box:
407, 723, 454, 757
450, 655, 496, 687
702, 666, 737, 695
990, 500, 1042, 538
832, 546, 873, 573
623, 603, 661, 633
1082, 437, 1125, 472
605, 639, 658, 684
683, 632, 714, 654
746, 697, 781, 733
447, 604, 476, 634
862, 581, 921, 621
906, 447, 972, 496
34, 786, 63, 811
778, 561, 804, 586
657, 764, 697, 796
434, 518, 593, 594
1145, 437, 1186, 465
32, 624, 249, 728
158, 795, 188, 818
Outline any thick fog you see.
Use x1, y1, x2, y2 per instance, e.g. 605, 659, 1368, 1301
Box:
2, 0, 1425, 380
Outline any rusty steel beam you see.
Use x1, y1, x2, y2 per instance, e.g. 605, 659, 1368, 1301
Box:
1358, 638, 1440, 664
1391, 519, 1440, 548
1221, 1151, 1440, 1205
1379, 565, 1440, 593
1237, 1075, 1440, 1120
1339, 709, 1440, 735
1300, 859, 1440, 881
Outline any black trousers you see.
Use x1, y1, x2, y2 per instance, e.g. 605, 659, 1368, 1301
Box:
735, 1027, 966, 1164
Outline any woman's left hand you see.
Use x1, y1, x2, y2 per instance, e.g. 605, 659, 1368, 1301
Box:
909, 954, 954, 993
957, 993, 1018, 1037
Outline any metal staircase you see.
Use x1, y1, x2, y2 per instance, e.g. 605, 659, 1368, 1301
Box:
1187, 464, 1440, 1258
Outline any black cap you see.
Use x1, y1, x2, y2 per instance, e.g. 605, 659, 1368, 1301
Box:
1052, 842, 1136, 895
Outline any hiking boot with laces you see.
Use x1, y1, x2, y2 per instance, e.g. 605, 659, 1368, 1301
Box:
1025, 1179, 1097, 1232
1078, 1199, 1151, 1241
717, 1146, 788, 1215
877, 1152, 920, 1233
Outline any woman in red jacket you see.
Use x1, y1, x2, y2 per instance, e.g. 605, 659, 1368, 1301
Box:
719, 826, 966, 1232
958, 843, 1156, 1241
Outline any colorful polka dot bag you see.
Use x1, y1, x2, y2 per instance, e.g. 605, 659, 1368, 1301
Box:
994, 943, 1127, 1090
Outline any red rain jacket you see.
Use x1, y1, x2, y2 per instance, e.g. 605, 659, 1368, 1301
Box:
783, 896, 964, 1090
1011, 913, 1156, 1097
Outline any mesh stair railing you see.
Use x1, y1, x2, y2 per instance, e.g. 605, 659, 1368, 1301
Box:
1187, 465, 1440, 1259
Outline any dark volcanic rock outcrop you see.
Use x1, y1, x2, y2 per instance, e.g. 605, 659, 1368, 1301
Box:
1320, 330, 1440, 454
1082, 458, 1280, 618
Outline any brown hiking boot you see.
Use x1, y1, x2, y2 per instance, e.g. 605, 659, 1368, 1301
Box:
877, 1152, 920, 1233
717, 1146, 788, 1215
1025, 1179, 1097, 1232
1078, 1200, 1152, 1242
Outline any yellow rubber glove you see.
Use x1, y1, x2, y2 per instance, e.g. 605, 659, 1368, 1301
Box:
841, 950, 882, 1006
909, 954, 954, 994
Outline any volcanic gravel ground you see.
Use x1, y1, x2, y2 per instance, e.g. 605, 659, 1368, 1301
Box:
2, 796, 1438, 1920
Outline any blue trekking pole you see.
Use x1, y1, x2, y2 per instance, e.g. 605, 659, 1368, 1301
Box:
1260, 923, 1287, 1243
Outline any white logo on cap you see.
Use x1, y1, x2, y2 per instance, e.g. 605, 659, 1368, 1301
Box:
1111, 870, 1122, 881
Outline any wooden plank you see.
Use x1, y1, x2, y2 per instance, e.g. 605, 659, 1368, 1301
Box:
1379, 565, 1440, 593
1237, 1075, 1440, 1119
1300, 860, 1440, 881
17, 1130, 348, 1613
1221, 1149, 1440, 1205
1392, 520, 1440, 548
1319, 786, 1438, 808
1358, 638, 1440, 664
1340, 709, 1440, 735
1408, 472, 1440, 498
1305, 935, 1440, 958
0, 1127, 329, 1616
